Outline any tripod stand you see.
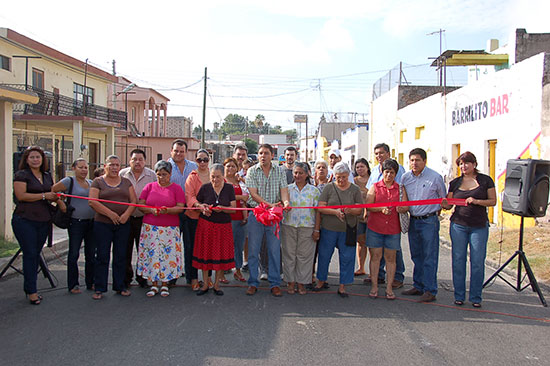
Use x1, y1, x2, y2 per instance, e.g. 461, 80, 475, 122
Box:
483, 216, 547, 307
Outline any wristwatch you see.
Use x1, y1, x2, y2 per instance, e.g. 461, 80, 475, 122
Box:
42, 193, 46, 200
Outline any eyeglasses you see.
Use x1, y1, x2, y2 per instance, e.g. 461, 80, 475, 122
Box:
196, 158, 209, 163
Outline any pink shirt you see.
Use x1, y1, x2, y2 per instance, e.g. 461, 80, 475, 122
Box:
140, 182, 185, 227
185, 171, 207, 219
368, 180, 401, 235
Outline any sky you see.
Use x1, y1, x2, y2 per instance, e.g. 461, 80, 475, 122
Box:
2, 0, 549, 136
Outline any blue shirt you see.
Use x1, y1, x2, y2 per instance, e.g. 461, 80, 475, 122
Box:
167, 157, 198, 194
366, 163, 405, 189
401, 166, 446, 216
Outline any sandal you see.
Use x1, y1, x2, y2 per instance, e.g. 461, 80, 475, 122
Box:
116, 290, 131, 297
191, 282, 201, 291
146, 286, 159, 297
219, 278, 229, 284
28, 294, 42, 305
454, 300, 464, 306
472, 302, 482, 308
385, 292, 396, 301
69, 287, 81, 294
354, 270, 366, 276
160, 286, 170, 297
287, 285, 296, 295
369, 289, 378, 299
92, 292, 103, 300
234, 273, 246, 282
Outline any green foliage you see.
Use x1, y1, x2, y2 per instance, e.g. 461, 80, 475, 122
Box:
0, 238, 19, 258
221, 114, 248, 137
244, 138, 258, 154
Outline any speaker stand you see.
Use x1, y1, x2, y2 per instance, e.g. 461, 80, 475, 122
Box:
483, 216, 547, 307
0, 248, 56, 288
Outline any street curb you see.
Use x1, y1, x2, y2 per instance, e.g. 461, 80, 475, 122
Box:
439, 236, 550, 293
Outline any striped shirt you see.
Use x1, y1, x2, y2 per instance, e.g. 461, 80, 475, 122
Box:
167, 157, 198, 194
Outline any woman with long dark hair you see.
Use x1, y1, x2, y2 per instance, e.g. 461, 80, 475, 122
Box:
353, 158, 371, 277
12, 146, 60, 304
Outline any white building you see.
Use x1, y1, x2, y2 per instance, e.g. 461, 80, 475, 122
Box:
369, 29, 550, 228
340, 124, 369, 169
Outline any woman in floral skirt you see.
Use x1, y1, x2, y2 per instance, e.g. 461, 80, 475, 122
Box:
137, 160, 186, 297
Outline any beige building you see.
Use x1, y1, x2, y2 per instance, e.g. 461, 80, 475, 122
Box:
0, 28, 126, 179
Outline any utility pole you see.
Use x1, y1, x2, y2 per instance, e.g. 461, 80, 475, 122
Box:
201, 67, 207, 148
427, 29, 445, 86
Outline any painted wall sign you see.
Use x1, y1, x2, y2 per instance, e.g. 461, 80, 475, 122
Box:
451, 93, 510, 126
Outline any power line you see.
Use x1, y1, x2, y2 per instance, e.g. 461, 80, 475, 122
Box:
169, 103, 368, 115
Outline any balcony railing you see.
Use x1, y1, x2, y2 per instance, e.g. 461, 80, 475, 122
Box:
1, 84, 127, 130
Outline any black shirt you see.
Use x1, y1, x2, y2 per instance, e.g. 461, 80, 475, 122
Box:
14, 169, 54, 222
197, 183, 236, 224
448, 173, 495, 227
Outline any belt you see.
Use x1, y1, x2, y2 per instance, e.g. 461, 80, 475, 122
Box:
72, 218, 93, 222
410, 212, 437, 220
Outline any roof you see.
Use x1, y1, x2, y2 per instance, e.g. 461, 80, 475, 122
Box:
431, 50, 508, 67
1, 28, 118, 82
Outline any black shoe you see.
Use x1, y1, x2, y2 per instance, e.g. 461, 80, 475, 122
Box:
242, 264, 249, 273
213, 288, 224, 296
337, 290, 349, 298
196, 288, 209, 296
168, 279, 177, 287
137, 278, 148, 288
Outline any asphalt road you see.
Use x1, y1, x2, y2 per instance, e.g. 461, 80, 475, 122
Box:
1, 235, 549, 366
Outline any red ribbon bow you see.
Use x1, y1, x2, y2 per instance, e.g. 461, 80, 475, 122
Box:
253, 203, 284, 238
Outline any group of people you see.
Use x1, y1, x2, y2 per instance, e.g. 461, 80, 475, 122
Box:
12, 140, 495, 308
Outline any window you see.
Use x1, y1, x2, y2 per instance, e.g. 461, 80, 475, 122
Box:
32, 68, 44, 89
415, 126, 425, 140
73, 82, 94, 104
399, 129, 407, 143
398, 153, 404, 166
131, 107, 136, 123
0, 55, 10, 71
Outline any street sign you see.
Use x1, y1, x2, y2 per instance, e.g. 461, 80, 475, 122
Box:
294, 114, 307, 123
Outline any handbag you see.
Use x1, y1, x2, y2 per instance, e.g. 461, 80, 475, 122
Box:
399, 184, 410, 234
53, 177, 75, 229
333, 183, 357, 247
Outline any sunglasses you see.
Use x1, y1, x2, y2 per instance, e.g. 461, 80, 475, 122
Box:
196, 158, 209, 163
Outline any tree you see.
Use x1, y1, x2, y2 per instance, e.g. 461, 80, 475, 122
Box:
282, 129, 297, 143
220, 113, 247, 137
253, 114, 265, 128
243, 138, 258, 154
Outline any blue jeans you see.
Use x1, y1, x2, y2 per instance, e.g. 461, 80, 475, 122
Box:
67, 218, 95, 291
93, 221, 130, 293
232, 220, 246, 269
408, 215, 440, 295
450, 222, 489, 303
181, 214, 199, 283
317, 228, 356, 285
247, 212, 281, 288
377, 249, 405, 282
11, 214, 49, 294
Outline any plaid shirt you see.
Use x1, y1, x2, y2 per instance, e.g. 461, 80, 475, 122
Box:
246, 163, 288, 207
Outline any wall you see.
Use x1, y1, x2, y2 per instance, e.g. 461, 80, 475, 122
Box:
515, 29, 550, 64
369, 86, 400, 164
0, 37, 112, 107
341, 125, 369, 169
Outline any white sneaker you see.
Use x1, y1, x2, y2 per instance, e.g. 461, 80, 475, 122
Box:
260, 273, 268, 281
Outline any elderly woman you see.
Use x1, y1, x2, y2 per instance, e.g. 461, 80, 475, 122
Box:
89, 155, 137, 300
223, 157, 249, 282
192, 164, 236, 296
354, 158, 371, 277
314, 160, 329, 192
282, 162, 320, 295
314, 162, 363, 297
136, 161, 186, 297
12, 146, 60, 305
442, 152, 496, 308
365, 159, 408, 300
52, 158, 96, 294
184, 148, 211, 290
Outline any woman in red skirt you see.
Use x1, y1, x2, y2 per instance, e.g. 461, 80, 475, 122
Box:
192, 163, 236, 296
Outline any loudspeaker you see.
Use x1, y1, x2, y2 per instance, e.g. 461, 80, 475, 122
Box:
502, 159, 550, 217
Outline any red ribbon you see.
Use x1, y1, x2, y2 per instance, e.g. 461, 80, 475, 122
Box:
57, 193, 465, 232
253, 203, 284, 238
